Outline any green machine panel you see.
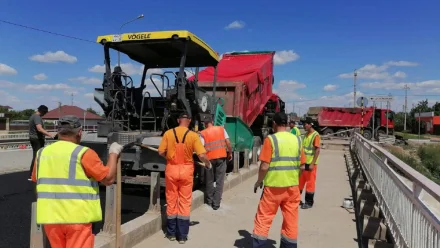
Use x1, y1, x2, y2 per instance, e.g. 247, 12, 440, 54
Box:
214, 102, 254, 152
225, 117, 254, 152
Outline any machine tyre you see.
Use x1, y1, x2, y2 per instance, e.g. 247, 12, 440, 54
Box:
323, 128, 335, 136
363, 129, 373, 140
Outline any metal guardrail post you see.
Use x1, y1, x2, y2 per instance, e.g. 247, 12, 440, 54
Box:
252, 146, 258, 165
148, 172, 161, 213
103, 185, 117, 235
233, 151, 240, 173
243, 149, 250, 169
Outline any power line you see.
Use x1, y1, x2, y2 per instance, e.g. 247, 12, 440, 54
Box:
0, 19, 95, 44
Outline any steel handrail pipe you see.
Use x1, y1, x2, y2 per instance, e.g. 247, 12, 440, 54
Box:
353, 133, 440, 248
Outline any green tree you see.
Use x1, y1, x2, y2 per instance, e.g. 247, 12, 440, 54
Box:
86, 107, 99, 115
0, 107, 9, 113
393, 112, 405, 132
432, 102, 440, 116
21, 109, 35, 119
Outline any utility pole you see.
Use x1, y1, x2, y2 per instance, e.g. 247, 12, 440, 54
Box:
58, 102, 62, 122
71, 93, 74, 106
353, 69, 357, 108
403, 84, 410, 131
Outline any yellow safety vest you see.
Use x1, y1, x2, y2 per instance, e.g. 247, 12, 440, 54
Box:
293, 127, 301, 137
35, 141, 102, 224
264, 132, 302, 187
303, 131, 320, 165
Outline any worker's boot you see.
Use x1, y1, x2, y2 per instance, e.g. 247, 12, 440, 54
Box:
299, 190, 303, 207
178, 238, 187, 244
166, 235, 176, 241
301, 192, 314, 209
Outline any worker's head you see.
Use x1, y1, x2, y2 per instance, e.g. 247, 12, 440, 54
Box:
272, 112, 288, 132
202, 115, 214, 128
304, 118, 314, 132
57, 115, 82, 144
289, 120, 296, 128
37, 105, 49, 117
177, 111, 191, 127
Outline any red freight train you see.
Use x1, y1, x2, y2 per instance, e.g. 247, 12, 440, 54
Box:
196, 51, 286, 140
311, 107, 395, 140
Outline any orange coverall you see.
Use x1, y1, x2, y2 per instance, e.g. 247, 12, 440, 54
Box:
253, 137, 306, 248
158, 126, 206, 241
298, 133, 321, 207
31, 149, 109, 248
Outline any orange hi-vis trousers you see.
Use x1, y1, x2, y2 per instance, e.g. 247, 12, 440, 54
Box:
165, 128, 194, 240
299, 165, 317, 206
253, 186, 300, 248
44, 223, 94, 248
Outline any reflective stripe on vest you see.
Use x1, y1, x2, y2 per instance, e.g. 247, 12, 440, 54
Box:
303, 131, 320, 164
36, 141, 102, 224
263, 132, 301, 187
201, 126, 227, 160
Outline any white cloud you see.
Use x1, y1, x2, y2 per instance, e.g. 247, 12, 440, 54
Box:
64, 88, 79, 96
88, 65, 105, 73
69, 77, 101, 85
84, 93, 94, 99
361, 82, 408, 90
0, 63, 17, 75
393, 71, 406, 78
274, 50, 300, 65
24, 83, 71, 92
88, 63, 163, 76
273, 80, 307, 103
33, 73, 48, 81
338, 60, 418, 80
29, 51, 77, 64
316, 91, 365, 107
224, 21, 246, 30
278, 80, 306, 90
0, 80, 17, 88
385, 61, 419, 67
361, 80, 440, 91
0, 90, 20, 103
323, 84, 338, 91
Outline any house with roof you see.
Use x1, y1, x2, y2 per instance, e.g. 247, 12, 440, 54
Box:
43, 105, 104, 130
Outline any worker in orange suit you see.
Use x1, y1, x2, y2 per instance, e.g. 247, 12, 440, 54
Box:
299, 118, 321, 209
31, 115, 123, 248
199, 115, 232, 210
158, 111, 212, 244
252, 112, 306, 248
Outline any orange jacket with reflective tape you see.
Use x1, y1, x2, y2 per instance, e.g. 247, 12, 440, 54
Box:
200, 126, 227, 160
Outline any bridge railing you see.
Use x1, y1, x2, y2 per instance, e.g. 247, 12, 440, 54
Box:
353, 133, 440, 248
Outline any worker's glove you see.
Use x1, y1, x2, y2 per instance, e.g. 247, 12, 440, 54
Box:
253, 181, 263, 193
109, 142, 123, 155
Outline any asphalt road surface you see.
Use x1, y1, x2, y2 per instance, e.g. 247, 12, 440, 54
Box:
0, 171, 164, 248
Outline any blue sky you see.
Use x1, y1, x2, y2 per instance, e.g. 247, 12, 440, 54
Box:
1, 0, 439, 114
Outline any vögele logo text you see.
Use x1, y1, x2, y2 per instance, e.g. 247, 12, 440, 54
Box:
128, 33, 151, 40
